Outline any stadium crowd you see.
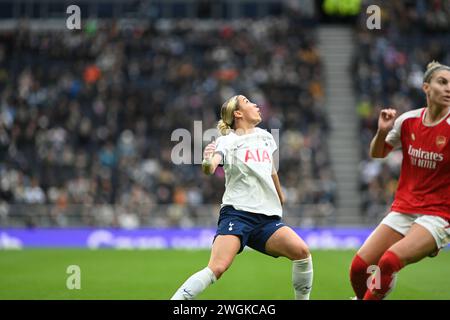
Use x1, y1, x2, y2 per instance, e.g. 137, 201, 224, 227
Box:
354, 0, 450, 223
0, 15, 335, 227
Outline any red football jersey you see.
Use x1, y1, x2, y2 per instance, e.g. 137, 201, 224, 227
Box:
385, 107, 450, 220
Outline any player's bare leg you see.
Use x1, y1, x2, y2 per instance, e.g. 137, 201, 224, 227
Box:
265, 226, 312, 300
265, 226, 309, 260
389, 223, 438, 264
207, 235, 241, 279
357, 224, 404, 265
364, 223, 437, 300
171, 235, 240, 300
350, 224, 403, 299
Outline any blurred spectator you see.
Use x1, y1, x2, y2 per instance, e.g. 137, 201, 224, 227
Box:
0, 16, 334, 227
354, 0, 450, 223
23, 177, 46, 205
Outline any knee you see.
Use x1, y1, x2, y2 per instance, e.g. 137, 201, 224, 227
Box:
378, 251, 404, 273
291, 245, 310, 261
378, 252, 391, 268
208, 263, 230, 280
350, 254, 369, 275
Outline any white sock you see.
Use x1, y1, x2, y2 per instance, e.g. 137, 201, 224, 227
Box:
292, 256, 313, 300
170, 267, 217, 300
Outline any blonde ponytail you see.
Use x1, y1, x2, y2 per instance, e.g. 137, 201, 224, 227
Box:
423, 60, 450, 83
217, 95, 239, 136
217, 119, 231, 136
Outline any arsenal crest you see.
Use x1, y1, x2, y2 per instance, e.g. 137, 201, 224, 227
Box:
436, 135, 447, 148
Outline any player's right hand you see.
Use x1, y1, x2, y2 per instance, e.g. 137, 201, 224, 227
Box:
203, 142, 216, 160
378, 108, 397, 134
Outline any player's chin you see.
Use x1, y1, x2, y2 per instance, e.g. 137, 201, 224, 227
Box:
440, 96, 450, 105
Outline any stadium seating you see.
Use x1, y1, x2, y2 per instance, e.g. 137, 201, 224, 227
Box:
0, 15, 335, 227
354, 0, 450, 223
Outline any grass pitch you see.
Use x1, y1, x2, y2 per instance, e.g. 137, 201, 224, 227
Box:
0, 249, 448, 300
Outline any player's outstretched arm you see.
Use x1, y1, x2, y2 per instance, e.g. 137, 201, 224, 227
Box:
202, 142, 222, 175
369, 108, 397, 158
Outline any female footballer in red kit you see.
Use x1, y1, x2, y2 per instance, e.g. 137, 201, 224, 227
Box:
350, 61, 450, 300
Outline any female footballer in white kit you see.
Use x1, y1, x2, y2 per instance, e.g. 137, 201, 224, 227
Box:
171, 95, 313, 300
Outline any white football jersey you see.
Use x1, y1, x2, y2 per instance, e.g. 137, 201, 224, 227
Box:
215, 127, 282, 217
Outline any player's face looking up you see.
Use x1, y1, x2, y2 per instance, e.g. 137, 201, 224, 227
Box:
233, 95, 262, 127
423, 70, 450, 108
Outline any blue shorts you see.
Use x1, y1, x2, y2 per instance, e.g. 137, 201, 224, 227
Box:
214, 205, 285, 257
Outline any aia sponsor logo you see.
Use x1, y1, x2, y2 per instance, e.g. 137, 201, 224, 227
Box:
244, 149, 271, 163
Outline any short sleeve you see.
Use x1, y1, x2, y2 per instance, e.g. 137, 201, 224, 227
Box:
385, 116, 403, 149
260, 129, 278, 154
214, 136, 227, 166
269, 134, 278, 153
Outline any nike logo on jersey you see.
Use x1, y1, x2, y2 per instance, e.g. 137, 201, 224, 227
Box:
275, 223, 283, 226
